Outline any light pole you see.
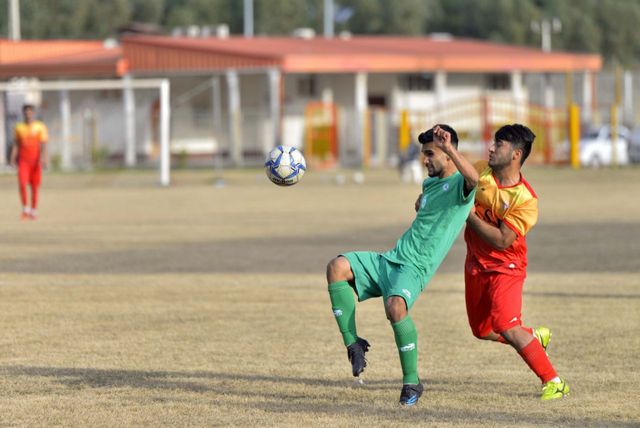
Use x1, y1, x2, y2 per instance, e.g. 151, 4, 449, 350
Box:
9, 0, 21, 41
244, 0, 253, 38
531, 17, 562, 163
531, 17, 562, 53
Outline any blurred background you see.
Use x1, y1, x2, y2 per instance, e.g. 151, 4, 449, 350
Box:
1, 0, 639, 182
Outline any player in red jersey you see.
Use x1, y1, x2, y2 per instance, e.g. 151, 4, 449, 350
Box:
10, 104, 49, 220
464, 124, 569, 400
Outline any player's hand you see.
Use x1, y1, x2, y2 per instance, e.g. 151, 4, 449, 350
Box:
433, 125, 453, 153
414, 193, 423, 212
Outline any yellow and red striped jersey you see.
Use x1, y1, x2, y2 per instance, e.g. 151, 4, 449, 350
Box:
15, 120, 48, 163
464, 161, 538, 274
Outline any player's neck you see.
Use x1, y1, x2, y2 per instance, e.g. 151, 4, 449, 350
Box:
493, 164, 521, 187
439, 165, 457, 179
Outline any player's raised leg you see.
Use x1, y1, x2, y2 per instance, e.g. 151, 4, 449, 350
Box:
326, 256, 369, 377
501, 326, 569, 400
385, 296, 423, 406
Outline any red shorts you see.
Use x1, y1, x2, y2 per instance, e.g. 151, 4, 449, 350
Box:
465, 260, 525, 338
18, 161, 42, 187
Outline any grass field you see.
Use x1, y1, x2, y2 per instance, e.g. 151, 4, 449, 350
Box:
0, 166, 638, 427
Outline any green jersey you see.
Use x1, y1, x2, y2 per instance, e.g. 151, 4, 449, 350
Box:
383, 171, 476, 283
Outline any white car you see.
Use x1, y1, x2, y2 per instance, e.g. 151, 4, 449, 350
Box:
576, 125, 630, 167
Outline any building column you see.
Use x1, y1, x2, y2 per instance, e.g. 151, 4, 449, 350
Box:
226, 70, 242, 166
123, 74, 136, 167
435, 70, 447, 109
511, 71, 525, 121
582, 71, 593, 125
543, 74, 554, 110
267, 68, 281, 150
211, 76, 222, 137
623, 70, 633, 126
59, 89, 72, 170
355, 71, 368, 166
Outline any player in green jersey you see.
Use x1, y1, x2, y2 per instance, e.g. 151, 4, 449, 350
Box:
326, 125, 479, 406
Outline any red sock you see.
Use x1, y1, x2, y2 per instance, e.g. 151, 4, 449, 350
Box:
518, 339, 557, 383
31, 185, 38, 210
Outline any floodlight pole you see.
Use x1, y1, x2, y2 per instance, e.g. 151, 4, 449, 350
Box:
244, 0, 254, 38
8, 0, 21, 41
324, 0, 335, 38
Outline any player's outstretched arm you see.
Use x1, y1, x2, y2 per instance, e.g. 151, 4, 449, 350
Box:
433, 126, 478, 192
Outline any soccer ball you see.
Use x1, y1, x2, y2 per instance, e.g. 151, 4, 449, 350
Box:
265, 145, 306, 186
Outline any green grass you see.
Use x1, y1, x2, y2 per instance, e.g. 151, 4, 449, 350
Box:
0, 166, 638, 426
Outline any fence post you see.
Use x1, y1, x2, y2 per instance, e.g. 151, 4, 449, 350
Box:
398, 109, 410, 153
611, 104, 618, 168
569, 103, 580, 169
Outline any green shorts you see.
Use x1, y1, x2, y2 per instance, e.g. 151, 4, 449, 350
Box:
342, 251, 425, 309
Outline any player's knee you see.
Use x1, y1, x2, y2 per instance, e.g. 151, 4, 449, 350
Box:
471, 329, 484, 340
385, 296, 407, 323
326, 256, 350, 283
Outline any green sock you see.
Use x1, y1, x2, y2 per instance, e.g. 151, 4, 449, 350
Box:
328, 281, 358, 346
392, 315, 419, 385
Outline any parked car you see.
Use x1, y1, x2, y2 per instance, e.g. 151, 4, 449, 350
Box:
629, 127, 640, 163
560, 125, 630, 167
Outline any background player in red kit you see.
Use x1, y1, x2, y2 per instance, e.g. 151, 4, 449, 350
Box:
11, 104, 48, 220
465, 124, 569, 400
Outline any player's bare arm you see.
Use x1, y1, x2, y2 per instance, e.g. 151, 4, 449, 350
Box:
466, 211, 517, 251
40, 143, 48, 168
433, 126, 478, 192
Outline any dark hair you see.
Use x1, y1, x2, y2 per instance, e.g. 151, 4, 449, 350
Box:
22, 104, 35, 111
494, 123, 535, 165
418, 124, 459, 149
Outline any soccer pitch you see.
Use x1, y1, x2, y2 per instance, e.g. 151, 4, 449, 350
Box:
0, 167, 638, 426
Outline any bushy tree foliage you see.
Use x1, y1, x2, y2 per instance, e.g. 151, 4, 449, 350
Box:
1, 0, 639, 64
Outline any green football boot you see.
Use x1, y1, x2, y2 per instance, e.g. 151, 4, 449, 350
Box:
541, 378, 570, 401
533, 326, 552, 353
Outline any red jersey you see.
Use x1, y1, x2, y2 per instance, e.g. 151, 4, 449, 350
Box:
15, 120, 48, 163
465, 161, 538, 275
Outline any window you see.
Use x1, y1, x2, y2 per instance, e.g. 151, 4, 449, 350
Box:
400, 74, 434, 91
297, 75, 317, 97
488, 74, 510, 90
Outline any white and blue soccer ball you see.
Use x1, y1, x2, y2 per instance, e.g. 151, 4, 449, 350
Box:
265, 145, 306, 186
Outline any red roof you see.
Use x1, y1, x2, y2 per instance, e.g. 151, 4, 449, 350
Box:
123, 35, 602, 74
0, 35, 602, 79
0, 39, 127, 78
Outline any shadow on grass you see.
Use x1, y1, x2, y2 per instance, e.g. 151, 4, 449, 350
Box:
1, 365, 636, 426
1, 222, 639, 275
0, 365, 397, 391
